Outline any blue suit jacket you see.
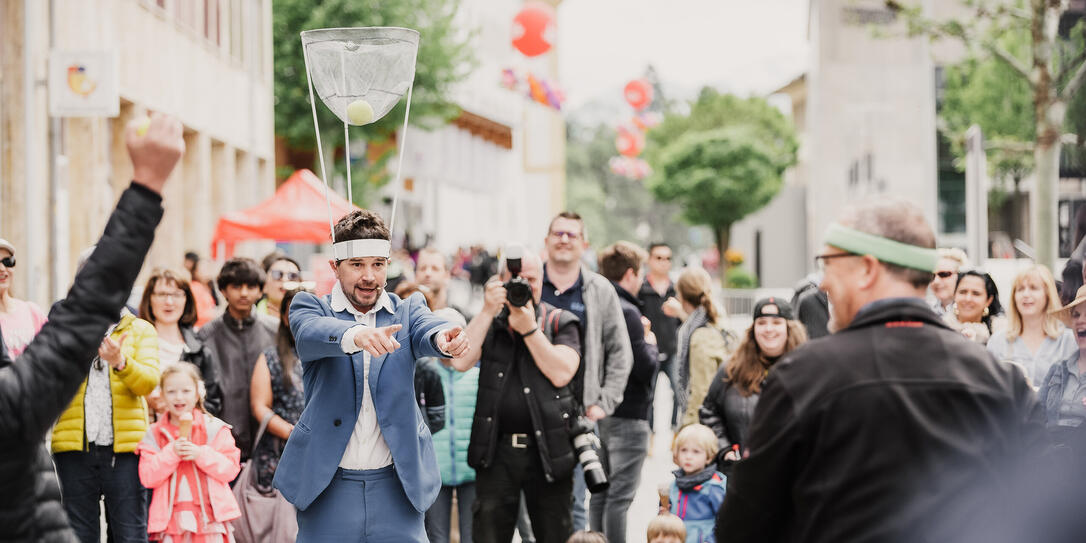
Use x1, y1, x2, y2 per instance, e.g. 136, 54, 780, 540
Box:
273, 290, 447, 512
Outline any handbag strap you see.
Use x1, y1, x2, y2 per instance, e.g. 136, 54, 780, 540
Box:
251, 411, 275, 457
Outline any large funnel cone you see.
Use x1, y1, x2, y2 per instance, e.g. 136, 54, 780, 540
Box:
301, 27, 419, 126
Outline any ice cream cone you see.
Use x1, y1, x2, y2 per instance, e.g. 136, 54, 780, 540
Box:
178, 412, 193, 440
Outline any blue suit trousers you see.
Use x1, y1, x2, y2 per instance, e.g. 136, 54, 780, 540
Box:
297, 465, 426, 543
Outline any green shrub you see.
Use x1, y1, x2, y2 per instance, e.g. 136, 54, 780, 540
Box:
725, 267, 758, 289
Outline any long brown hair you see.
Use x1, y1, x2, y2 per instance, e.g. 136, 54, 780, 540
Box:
676, 267, 720, 325
277, 287, 306, 391
725, 319, 807, 396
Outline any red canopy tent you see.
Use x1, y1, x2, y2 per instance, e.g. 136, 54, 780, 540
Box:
210, 169, 359, 258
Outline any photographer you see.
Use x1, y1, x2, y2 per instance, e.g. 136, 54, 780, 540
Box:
453, 248, 582, 543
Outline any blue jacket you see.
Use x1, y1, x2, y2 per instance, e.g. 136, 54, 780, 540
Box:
273, 291, 450, 512
429, 360, 479, 487
669, 468, 726, 543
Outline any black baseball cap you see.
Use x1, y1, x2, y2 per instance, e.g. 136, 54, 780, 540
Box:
753, 297, 794, 320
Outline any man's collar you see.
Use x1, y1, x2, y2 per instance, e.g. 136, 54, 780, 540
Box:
849, 297, 944, 330
223, 306, 256, 328
543, 262, 584, 291
612, 280, 642, 307
331, 281, 393, 317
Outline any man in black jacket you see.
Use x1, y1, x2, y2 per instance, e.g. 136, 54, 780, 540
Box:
455, 248, 582, 543
638, 242, 682, 428
591, 241, 658, 543
0, 114, 183, 543
716, 197, 1049, 543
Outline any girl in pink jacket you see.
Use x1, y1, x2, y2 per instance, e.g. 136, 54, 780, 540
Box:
138, 362, 241, 542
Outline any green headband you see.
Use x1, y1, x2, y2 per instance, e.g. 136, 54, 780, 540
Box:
823, 223, 937, 272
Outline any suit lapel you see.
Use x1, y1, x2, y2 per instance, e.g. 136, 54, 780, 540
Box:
369, 308, 395, 397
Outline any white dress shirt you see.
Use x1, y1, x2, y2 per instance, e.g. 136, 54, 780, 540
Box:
333, 282, 396, 470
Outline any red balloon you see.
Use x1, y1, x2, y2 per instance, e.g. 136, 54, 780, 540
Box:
512, 3, 555, 57
624, 79, 653, 111
615, 125, 645, 157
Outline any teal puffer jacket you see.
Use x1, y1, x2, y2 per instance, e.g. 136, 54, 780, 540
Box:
428, 359, 479, 486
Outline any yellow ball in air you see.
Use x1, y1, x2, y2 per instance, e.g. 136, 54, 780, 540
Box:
347, 99, 374, 125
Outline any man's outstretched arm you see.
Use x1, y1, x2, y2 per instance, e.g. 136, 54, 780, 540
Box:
0, 114, 183, 442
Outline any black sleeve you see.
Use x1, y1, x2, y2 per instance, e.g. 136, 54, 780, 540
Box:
623, 306, 659, 386
796, 290, 829, 339
715, 369, 800, 543
415, 363, 446, 434
193, 338, 223, 417
0, 183, 162, 441
553, 316, 582, 356
699, 366, 733, 452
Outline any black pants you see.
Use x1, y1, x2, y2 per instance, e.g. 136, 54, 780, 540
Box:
472, 438, 573, 543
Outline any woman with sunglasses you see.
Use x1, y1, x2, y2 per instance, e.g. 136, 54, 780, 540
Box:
0, 238, 47, 360
257, 255, 302, 320
929, 248, 969, 315
943, 269, 1005, 345
138, 268, 223, 415
987, 265, 1076, 386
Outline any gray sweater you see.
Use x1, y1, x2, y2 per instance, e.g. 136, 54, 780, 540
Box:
578, 266, 633, 415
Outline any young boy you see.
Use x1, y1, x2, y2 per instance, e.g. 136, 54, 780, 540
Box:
647, 513, 687, 543
665, 424, 726, 543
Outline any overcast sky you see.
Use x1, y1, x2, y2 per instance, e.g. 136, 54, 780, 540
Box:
556, 0, 810, 110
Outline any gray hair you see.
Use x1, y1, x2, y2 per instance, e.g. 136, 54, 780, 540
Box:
837, 198, 936, 288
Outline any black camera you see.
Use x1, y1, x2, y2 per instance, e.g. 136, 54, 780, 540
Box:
503, 245, 533, 308
570, 416, 609, 494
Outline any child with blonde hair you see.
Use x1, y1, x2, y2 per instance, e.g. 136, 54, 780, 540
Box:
137, 362, 241, 542
665, 424, 726, 543
647, 513, 687, 543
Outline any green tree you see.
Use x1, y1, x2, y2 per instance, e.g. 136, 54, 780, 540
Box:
565, 121, 690, 250
886, 0, 1086, 269
645, 89, 798, 283
273, 0, 474, 203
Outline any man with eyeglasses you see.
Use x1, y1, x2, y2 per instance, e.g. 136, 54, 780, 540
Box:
638, 243, 683, 429
197, 257, 277, 461
541, 211, 632, 531
717, 197, 1048, 543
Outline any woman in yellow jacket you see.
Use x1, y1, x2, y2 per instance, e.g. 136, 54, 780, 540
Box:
52, 309, 160, 542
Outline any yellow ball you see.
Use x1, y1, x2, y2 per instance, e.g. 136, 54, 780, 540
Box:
347, 99, 374, 125
136, 117, 151, 137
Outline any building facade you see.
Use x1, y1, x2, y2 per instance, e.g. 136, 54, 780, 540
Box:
1, 0, 275, 305
390, 0, 566, 255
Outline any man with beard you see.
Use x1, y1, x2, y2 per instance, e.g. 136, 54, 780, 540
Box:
197, 257, 277, 460
716, 197, 1049, 543
274, 210, 470, 542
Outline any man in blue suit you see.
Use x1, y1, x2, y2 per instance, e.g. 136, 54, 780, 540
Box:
274, 210, 470, 542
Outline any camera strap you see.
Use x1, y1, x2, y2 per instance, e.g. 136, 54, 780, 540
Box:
540, 307, 563, 342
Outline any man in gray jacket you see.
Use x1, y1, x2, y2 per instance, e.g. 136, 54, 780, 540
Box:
541, 211, 632, 531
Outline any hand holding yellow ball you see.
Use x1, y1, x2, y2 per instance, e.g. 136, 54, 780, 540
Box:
136, 117, 151, 137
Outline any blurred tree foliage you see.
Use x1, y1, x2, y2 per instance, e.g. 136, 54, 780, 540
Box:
565, 121, 690, 252
644, 88, 798, 283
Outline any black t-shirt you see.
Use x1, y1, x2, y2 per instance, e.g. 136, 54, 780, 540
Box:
497, 314, 581, 433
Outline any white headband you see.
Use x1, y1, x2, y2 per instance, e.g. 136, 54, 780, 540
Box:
332, 239, 391, 260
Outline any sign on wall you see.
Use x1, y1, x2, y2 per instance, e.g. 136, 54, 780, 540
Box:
48, 50, 119, 117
